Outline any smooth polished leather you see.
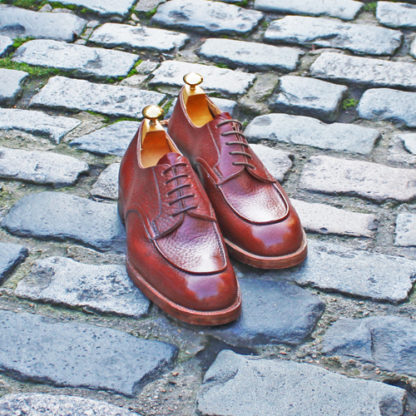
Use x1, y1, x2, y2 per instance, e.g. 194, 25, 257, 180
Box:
118, 122, 241, 324
168, 90, 307, 268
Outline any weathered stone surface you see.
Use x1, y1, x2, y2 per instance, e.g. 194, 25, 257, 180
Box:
30, 76, 165, 118
0, 35, 12, 57
395, 212, 416, 247
310, 52, 416, 89
377, 1, 416, 29
292, 199, 377, 237
90, 23, 189, 53
250, 144, 292, 181
254, 0, 363, 20
277, 239, 416, 303
0, 147, 89, 186
388, 134, 416, 165
0, 242, 28, 283
271, 75, 347, 121
357, 88, 416, 128
0, 393, 141, 416
149, 60, 255, 96
199, 38, 303, 71
323, 316, 416, 377
0, 108, 81, 143
265, 16, 402, 56
0, 5, 87, 41
2, 192, 125, 252
136, 0, 165, 12
209, 278, 324, 347
152, 0, 263, 35
91, 163, 120, 200
245, 113, 380, 155
197, 350, 406, 416
0, 68, 28, 105
300, 155, 416, 202
57, 0, 136, 17
15, 256, 150, 318
0, 310, 177, 396
411, 37, 416, 58
70, 121, 140, 156
13, 39, 139, 79
399, 133, 416, 154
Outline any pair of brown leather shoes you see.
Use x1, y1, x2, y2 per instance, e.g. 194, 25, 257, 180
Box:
118, 73, 307, 326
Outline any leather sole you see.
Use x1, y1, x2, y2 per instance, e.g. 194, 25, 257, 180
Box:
224, 230, 308, 269
126, 257, 242, 326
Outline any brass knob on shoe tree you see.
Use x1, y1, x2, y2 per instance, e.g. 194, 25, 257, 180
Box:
183, 72, 203, 91
142, 104, 163, 127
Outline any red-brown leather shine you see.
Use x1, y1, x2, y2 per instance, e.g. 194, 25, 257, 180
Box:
168, 90, 304, 257
118, 124, 238, 312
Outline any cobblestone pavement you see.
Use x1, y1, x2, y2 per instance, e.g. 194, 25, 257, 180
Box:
0, 0, 416, 415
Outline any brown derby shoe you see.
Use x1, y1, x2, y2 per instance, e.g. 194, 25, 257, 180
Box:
118, 105, 241, 326
168, 74, 307, 269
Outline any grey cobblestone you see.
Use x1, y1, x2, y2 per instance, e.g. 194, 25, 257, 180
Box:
250, 144, 292, 181
91, 163, 120, 200
400, 133, 416, 154
57, 0, 136, 17
30, 76, 165, 118
15, 256, 150, 318
245, 113, 379, 155
395, 212, 416, 247
0, 5, 86, 41
0, 147, 89, 186
310, 52, 416, 89
198, 38, 303, 71
357, 88, 416, 128
376, 1, 416, 29
0, 35, 12, 57
271, 75, 347, 121
265, 16, 402, 56
89, 23, 190, 53
0, 242, 28, 283
0, 68, 28, 105
13, 39, 139, 79
254, 0, 363, 20
411, 37, 416, 58
301, 155, 416, 202
153, 0, 263, 35
135, 0, 165, 12
0, 109, 81, 143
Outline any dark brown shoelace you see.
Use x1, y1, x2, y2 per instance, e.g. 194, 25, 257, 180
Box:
217, 119, 255, 169
163, 162, 197, 217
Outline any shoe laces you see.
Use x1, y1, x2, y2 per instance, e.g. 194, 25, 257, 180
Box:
217, 119, 255, 170
162, 161, 197, 217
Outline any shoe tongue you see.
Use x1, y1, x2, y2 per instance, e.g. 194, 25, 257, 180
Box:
157, 152, 182, 166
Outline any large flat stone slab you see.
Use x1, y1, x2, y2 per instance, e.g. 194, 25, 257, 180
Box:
310, 52, 416, 89
254, 0, 363, 20
89, 23, 189, 53
250, 144, 292, 181
0, 310, 177, 396
399, 133, 416, 154
245, 113, 379, 155
2, 192, 125, 252
13, 40, 139, 79
0, 242, 28, 283
152, 0, 263, 35
0, 109, 81, 143
292, 199, 377, 237
277, 239, 416, 303
0, 68, 28, 105
209, 278, 324, 347
300, 155, 416, 202
0, 5, 87, 41
271, 75, 347, 122
15, 256, 150, 318
149, 60, 255, 96
323, 316, 416, 377
0, 393, 141, 416
265, 16, 402, 56
30, 76, 165, 118
70, 121, 140, 156
357, 88, 416, 128
377, 1, 416, 29
395, 212, 416, 247
197, 350, 406, 416
411, 37, 416, 59
91, 163, 120, 200
0, 35, 12, 57
0, 147, 89, 186
57, 0, 136, 16
198, 38, 303, 71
